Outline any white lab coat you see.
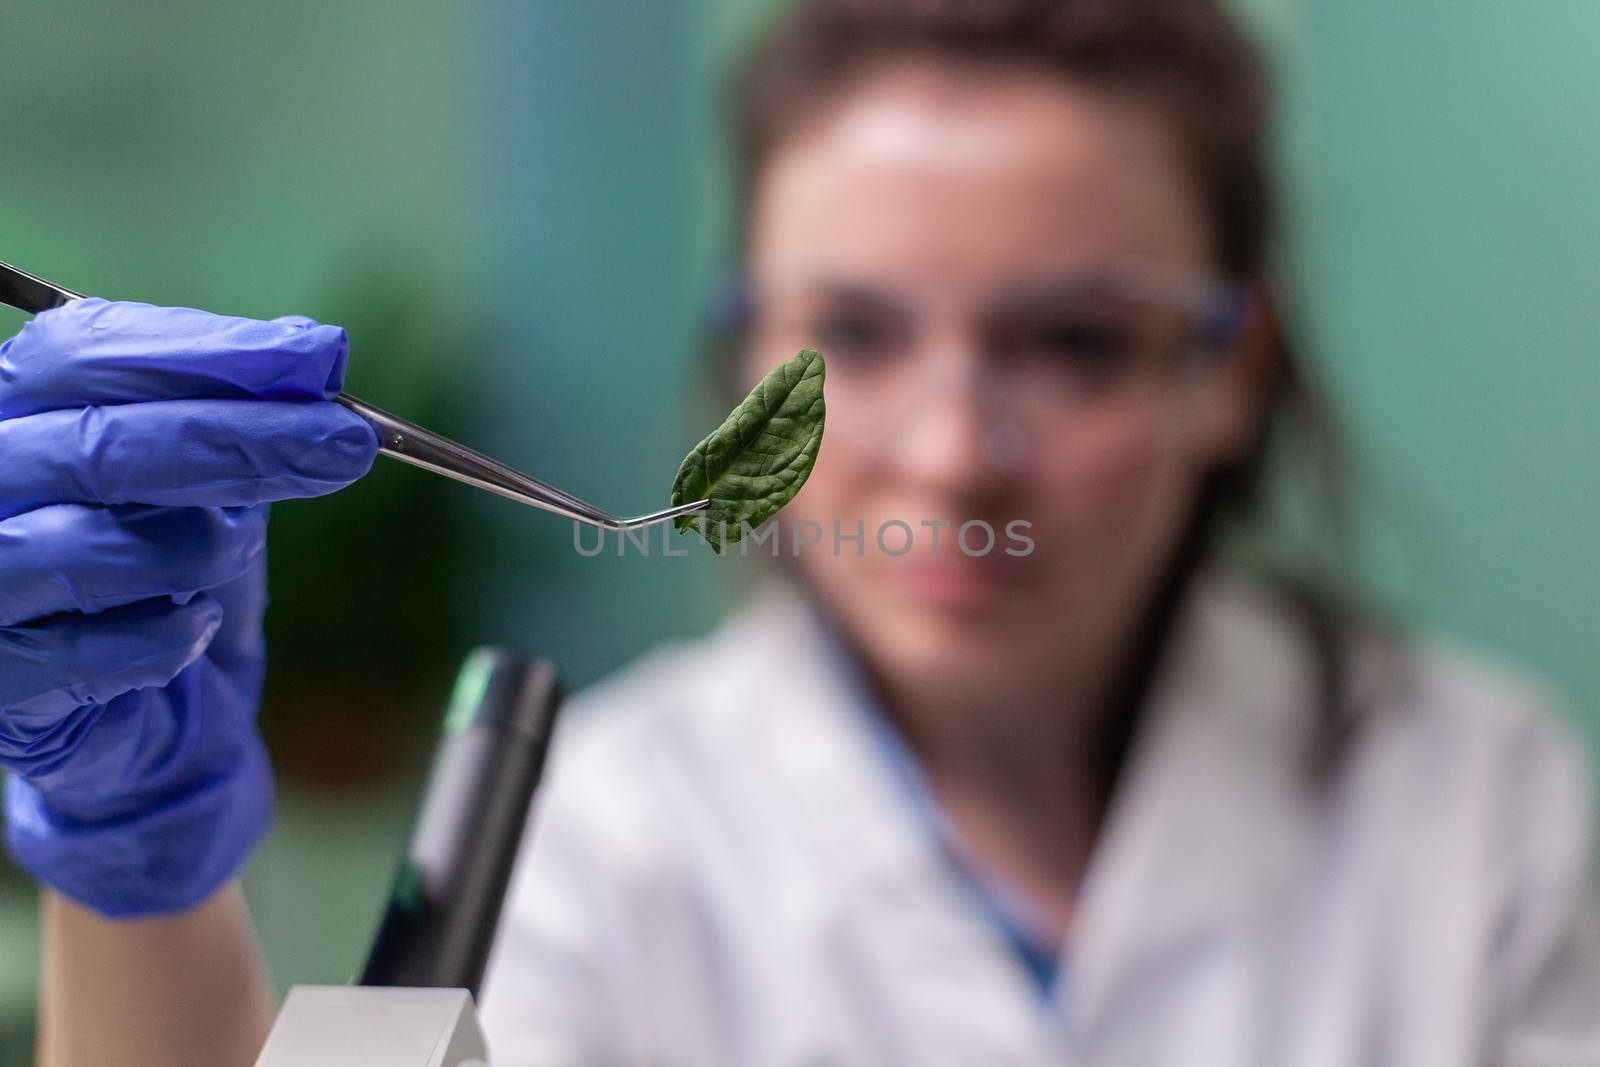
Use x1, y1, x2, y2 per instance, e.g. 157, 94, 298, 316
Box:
478, 571, 1600, 1066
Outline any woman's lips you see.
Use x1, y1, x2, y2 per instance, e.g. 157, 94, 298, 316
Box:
892, 555, 1019, 611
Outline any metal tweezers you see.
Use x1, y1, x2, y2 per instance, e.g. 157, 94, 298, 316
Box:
0, 259, 707, 530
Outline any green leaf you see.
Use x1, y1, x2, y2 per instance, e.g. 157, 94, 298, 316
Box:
671, 348, 826, 553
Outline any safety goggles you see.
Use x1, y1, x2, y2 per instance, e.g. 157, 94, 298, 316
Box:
711, 263, 1248, 469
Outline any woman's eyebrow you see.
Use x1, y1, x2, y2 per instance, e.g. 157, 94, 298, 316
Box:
761, 275, 911, 313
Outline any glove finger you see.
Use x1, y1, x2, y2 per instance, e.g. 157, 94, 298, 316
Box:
0, 504, 267, 627
200, 551, 268, 687
0, 299, 350, 420
0, 595, 223, 770
0, 399, 377, 520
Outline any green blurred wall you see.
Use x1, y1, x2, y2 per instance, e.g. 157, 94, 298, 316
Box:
1279, 3, 1600, 748
458, 0, 722, 688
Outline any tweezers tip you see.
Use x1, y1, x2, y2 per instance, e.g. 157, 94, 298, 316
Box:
606, 499, 710, 530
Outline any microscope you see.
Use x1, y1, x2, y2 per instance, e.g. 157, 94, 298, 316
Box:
253, 649, 564, 1067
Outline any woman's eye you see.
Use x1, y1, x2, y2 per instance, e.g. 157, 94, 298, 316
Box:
812, 314, 896, 359
1025, 319, 1137, 372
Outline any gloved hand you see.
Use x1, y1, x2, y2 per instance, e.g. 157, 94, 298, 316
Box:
0, 298, 379, 917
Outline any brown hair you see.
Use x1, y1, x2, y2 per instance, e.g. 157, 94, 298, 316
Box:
724, 0, 1364, 788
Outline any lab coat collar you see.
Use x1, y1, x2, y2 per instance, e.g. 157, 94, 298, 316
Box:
726, 581, 1050, 1052
721, 571, 1317, 1052
1064, 572, 1316, 1042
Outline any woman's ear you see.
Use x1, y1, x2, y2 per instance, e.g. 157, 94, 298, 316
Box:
1192, 284, 1277, 465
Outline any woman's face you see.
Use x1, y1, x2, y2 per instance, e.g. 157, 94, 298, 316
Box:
742, 61, 1263, 707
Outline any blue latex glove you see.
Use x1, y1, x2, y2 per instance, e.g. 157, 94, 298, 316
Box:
0, 298, 379, 917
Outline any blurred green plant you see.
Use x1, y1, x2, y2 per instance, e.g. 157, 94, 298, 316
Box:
258, 239, 480, 792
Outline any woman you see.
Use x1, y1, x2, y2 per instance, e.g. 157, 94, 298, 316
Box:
6, 1, 1597, 1065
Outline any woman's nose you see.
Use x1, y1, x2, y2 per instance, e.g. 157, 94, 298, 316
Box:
882, 353, 1030, 493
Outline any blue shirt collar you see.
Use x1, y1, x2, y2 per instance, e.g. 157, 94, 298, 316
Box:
800, 597, 1066, 1002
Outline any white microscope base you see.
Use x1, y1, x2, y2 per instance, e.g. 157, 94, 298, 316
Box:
253, 985, 488, 1067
